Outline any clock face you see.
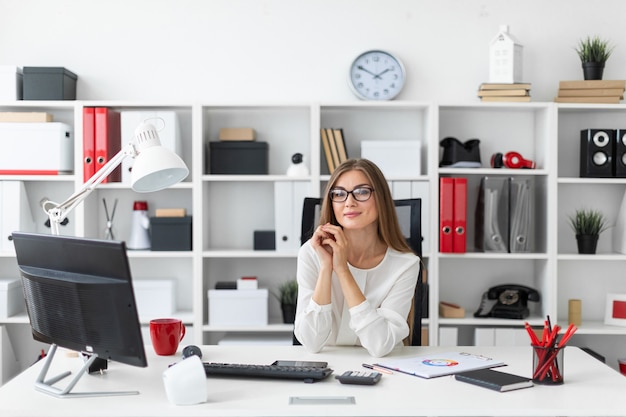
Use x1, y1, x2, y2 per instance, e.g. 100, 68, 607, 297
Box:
348, 50, 405, 100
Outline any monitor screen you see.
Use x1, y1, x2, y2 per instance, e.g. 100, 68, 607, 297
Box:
12, 232, 147, 369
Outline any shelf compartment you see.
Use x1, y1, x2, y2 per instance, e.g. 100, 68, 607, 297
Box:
438, 103, 551, 171
202, 105, 312, 176
320, 103, 431, 176
439, 258, 550, 320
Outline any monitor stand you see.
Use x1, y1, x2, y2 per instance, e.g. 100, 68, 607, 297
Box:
34, 344, 140, 398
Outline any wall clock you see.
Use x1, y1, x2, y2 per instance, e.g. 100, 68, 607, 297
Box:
348, 50, 406, 100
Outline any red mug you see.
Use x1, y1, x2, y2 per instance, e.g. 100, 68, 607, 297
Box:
150, 318, 186, 356
619, 358, 626, 376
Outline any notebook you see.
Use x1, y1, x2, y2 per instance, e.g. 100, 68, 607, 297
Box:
374, 351, 504, 379
454, 368, 533, 392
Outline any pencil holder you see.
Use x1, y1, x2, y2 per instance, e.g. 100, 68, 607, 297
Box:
532, 345, 564, 384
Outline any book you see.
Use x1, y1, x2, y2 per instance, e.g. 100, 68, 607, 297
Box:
320, 128, 335, 173
454, 368, 533, 392
559, 79, 626, 90
477, 89, 529, 97
481, 96, 531, 102
0, 112, 53, 122
374, 351, 505, 379
557, 88, 624, 98
439, 177, 454, 253
82, 107, 95, 182
94, 107, 122, 182
325, 128, 341, 170
554, 96, 621, 104
333, 128, 348, 163
479, 83, 531, 90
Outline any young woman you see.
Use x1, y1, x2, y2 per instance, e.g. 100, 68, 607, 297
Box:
293, 158, 420, 357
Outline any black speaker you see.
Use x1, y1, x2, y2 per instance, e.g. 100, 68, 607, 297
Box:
615, 129, 626, 177
580, 129, 614, 177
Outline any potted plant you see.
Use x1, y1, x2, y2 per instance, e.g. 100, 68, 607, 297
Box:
568, 208, 609, 254
575, 35, 614, 80
274, 280, 298, 323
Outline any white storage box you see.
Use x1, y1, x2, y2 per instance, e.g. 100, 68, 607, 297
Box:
0, 66, 23, 100
133, 280, 176, 318
208, 289, 268, 326
361, 141, 421, 177
0, 122, 73, 174
0, 279, 24, 319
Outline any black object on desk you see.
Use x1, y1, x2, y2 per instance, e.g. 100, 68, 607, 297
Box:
202, 362, 333, 383
454, 368, 533, 392
336, 370, 381, 385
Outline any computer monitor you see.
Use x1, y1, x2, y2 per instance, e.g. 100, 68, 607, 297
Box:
12, 231, 148, 398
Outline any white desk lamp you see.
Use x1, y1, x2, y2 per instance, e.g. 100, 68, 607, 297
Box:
42, 121, 189, 235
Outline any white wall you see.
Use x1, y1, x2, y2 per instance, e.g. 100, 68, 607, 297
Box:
1, 0, 626, 103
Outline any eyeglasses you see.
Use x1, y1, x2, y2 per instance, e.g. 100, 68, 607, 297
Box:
329, 187, 374, 202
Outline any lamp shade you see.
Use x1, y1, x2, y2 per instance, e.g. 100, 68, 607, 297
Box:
130, 122, 189, 192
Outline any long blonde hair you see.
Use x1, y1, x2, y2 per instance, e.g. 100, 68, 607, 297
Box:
320, 158, 413, 254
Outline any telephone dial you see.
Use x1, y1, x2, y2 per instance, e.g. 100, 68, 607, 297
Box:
474, 284, 540, 319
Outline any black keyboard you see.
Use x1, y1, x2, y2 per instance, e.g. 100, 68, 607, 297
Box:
202, 362, 334, 383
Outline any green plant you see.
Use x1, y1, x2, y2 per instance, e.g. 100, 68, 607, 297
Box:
274, 280, 298, 305
569, 208, 609, 235
575, 36, 614, 63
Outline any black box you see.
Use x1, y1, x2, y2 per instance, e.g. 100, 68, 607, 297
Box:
254, 230, 275, 250
208, 141, 268, 174
23, 67, 77, 100
150, 216, 192, 251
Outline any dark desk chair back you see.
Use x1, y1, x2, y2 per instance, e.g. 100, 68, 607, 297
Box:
296, 197, 425, 346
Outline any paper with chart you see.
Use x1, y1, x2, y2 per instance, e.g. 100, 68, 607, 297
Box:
374, 351, 505, 379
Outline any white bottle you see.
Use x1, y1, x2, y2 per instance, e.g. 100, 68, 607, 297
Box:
127, 201, 151, 250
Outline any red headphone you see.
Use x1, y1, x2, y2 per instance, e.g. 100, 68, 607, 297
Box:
490, 151, 536, 169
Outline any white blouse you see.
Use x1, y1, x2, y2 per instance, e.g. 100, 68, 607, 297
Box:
293, 240, 420, 357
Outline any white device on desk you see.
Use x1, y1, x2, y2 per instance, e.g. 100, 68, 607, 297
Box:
163, 355, 207, 405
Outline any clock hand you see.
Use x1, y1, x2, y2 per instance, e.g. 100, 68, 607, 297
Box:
375, 68, 392, 78
357, 65, 379, 78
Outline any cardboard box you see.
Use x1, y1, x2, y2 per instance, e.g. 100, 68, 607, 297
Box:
150, 216, 192, 251
439, 301, 465, 318
0, 66, 22, 100
219, 127, 256, 141
208, 141, 268, 174
0, 122, 74, 174
0, 279, 24, 319
208, 289, 268, 326
361, 141, 421, 177
132, 280, 176, 318
23, 67, 77, 100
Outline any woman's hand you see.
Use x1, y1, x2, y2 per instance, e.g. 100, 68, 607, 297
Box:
318, 223, 349, 274
310, 223, 334, 267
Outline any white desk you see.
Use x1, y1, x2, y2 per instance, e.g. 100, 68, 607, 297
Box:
0, 345, 624, 416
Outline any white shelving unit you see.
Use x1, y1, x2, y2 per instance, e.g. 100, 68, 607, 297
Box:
2, 100, 626, 380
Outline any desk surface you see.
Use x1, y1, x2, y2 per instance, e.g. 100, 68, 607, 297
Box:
0, 345, 624, 416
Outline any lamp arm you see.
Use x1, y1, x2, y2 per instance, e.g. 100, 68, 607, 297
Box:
45, 143, 137, 235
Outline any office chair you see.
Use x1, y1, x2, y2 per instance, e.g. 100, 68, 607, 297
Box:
295, 197, 425, 346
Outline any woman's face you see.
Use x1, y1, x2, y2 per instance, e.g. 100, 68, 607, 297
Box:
330, 169, 378, 231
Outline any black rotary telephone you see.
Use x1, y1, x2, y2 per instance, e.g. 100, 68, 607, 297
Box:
474, 284, 540, 319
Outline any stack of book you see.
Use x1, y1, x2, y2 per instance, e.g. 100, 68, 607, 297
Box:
554, 80, 626, 104
320, 128, 348, 173
477, 83, 531, 102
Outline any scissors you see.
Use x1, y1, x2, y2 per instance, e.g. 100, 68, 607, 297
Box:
103, 198, 118, 240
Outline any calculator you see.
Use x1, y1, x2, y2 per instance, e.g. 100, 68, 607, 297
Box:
335, 370, 382, 385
